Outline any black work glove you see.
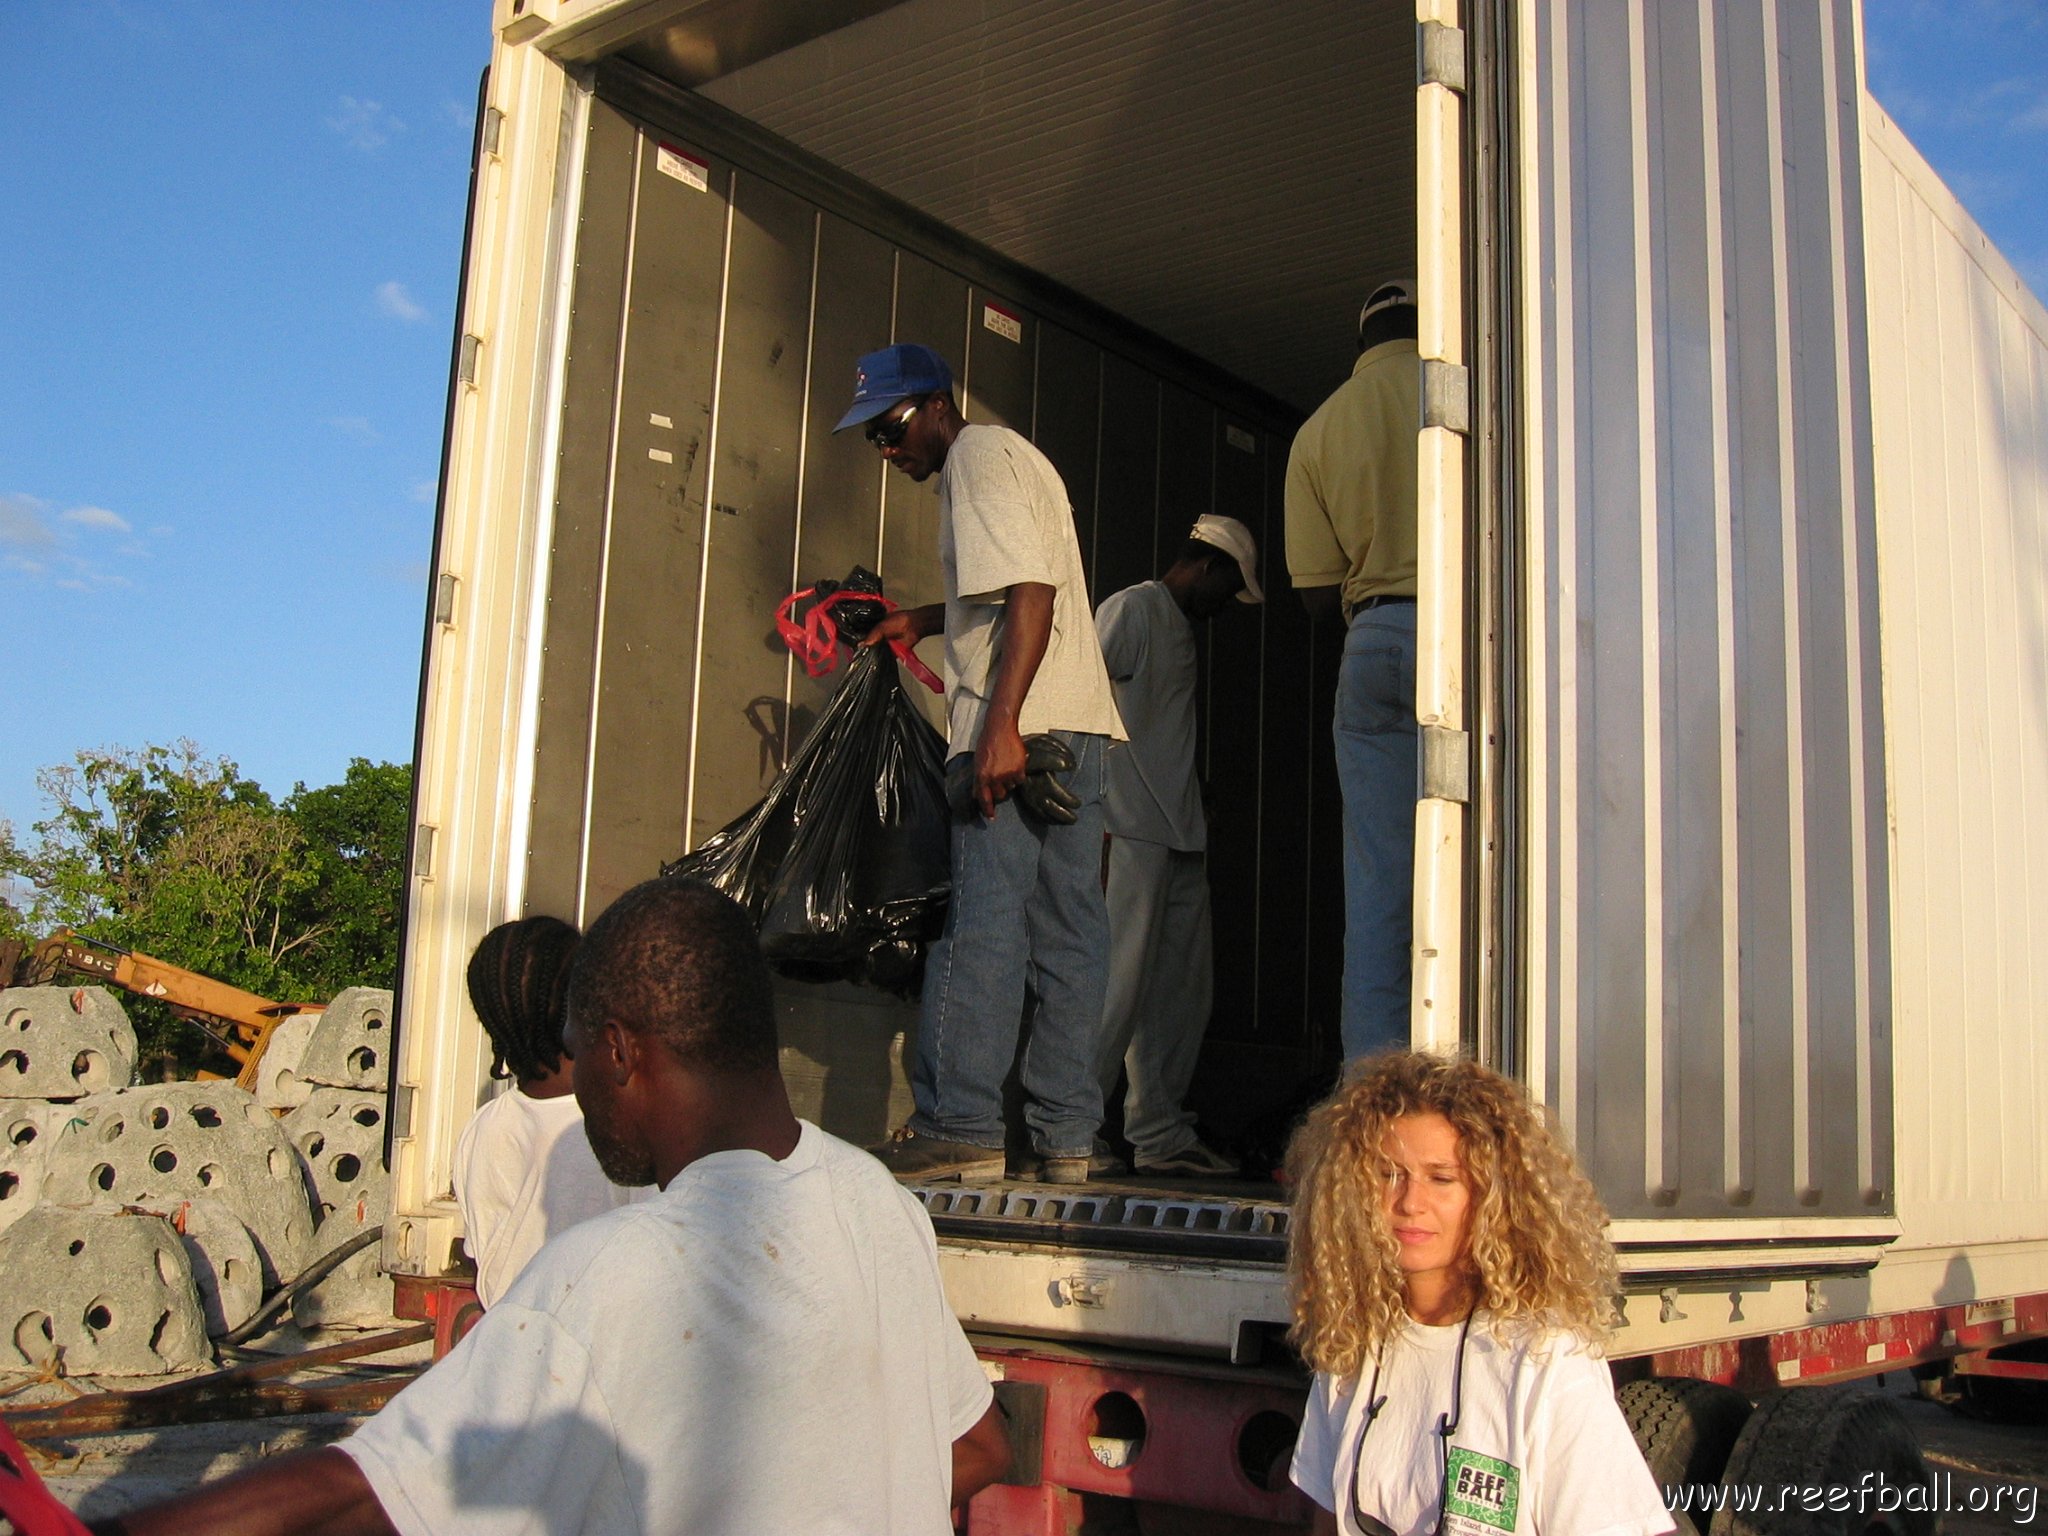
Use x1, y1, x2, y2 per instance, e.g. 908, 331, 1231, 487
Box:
1017, 733, 1080, 825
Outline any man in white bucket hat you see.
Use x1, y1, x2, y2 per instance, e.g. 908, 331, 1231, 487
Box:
1092, 515, 1262, 1177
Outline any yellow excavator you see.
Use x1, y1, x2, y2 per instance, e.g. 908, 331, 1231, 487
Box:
0, 930, 323, 1091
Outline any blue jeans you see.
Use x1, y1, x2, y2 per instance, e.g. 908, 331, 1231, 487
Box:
1336, 604, 1418, 1061
910, 730, 1109, 1157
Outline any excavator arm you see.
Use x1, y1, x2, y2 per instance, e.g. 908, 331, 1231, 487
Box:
0, 931, 322, 1090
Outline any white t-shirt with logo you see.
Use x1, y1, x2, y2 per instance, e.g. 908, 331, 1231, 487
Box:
345, 1121, 993, 1535
938, 423, 1125, 755
1290, 1314, 1674, 1536
451, 1088, 638, 1308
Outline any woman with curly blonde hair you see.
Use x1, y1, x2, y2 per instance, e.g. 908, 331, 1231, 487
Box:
1285, 1052, 1671, 1536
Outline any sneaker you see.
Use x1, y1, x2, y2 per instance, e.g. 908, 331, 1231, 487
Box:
869, 1127, 1006, 1184
1135, 1138, 1243, 1178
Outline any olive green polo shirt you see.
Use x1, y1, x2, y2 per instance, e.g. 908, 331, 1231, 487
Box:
1283, 338, 1421, 616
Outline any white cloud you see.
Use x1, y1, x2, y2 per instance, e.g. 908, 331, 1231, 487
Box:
1, 493, 58, 549
63, 505, 132, 533
376, 281, 428, 323
2, 494, 147, 589
329, 96, 404, 152
410, 478, 438, 505
329, 415, 380, 443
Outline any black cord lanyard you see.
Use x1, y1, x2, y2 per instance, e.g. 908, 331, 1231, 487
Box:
1347, 1309, 1474, 1536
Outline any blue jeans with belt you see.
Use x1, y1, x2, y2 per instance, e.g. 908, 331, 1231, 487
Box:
1335, 603, 1418, 1061
909, 730, 1109, 1158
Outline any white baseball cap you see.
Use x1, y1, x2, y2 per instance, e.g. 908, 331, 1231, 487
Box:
1190, 514, 1264, 604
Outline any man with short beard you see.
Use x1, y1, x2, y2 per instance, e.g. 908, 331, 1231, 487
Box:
90, 878, 1009, 1536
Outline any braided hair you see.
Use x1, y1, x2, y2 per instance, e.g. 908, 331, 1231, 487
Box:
466, 915, 580, 1083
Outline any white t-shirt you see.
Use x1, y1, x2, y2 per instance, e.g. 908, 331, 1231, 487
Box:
451, 1088, 637, 1309
344, 1121, 992, 1536
1290, 1315, 1674, 1536
938, 423, 1125, 754
1097, 579, 1203, 851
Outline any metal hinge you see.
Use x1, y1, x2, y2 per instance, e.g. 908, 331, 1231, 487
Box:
1421, 726, 1470, 804
389, 1083, 415, 1139
1423, 360, 1470, 435
457, 333, 483, 386
413, 824, 437, 881
1420, 22, 1468, 93
433, 572, 459, 627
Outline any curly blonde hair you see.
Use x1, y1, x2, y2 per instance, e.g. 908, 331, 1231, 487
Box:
1285, 1051, 1618, 1377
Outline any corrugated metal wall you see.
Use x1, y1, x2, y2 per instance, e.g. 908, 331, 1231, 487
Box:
1862, 101, 2048, 1251
1516, 0, 1893, 1221
521, 82, 1345, 1139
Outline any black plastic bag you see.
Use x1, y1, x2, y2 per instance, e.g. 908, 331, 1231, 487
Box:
664, 642, 950, 995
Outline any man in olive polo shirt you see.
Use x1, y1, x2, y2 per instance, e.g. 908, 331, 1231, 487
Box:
1283, 279, 1421, 1063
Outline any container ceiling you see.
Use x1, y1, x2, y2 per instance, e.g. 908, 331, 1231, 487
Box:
671, 0, 1415, 415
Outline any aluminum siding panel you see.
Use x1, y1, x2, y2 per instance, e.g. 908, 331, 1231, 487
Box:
1519, 0, 1892, 1221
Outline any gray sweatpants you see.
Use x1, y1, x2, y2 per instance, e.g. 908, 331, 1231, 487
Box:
1094, 836, 1212, 1163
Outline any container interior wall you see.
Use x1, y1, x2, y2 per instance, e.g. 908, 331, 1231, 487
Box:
1861, 100, 2048, 1254
1517, 0, 1893, 1220
521, 83, 1362, 1143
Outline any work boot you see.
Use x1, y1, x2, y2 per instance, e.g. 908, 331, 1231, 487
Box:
1011, 1145, 1120, 1183
869, 1127, 1005, 1184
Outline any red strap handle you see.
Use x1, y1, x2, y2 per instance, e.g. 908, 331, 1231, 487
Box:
774, 587, 943, 694
0, 1420, 92, 1536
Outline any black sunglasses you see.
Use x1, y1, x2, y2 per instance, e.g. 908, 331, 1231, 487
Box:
865, 396, 928, 449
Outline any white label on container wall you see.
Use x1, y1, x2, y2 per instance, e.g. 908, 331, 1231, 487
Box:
655, 144, 709, 192
1225, 425, 1256, 453
982, 302, 1023, 344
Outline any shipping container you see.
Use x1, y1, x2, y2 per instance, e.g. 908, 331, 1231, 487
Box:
384, 0, 2048, 1524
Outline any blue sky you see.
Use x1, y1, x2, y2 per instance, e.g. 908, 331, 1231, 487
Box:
1, 5, 487, 830
2, 1, 2045, 839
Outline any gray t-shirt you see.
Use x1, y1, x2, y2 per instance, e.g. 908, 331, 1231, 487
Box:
938, 424, 1124, 755
1097, 580, 1204, 851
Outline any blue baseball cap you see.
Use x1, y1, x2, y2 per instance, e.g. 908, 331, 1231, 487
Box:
833, 343, 954, 432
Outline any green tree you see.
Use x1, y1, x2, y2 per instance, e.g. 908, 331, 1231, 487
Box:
4, 743, 412, 1074
284, 759, 412, 997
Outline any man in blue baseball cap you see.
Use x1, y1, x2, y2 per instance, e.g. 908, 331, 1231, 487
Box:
840, 342, 1126, 1185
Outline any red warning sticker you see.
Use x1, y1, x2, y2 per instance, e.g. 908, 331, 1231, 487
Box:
982, 302, 1023, 344
656, 143, 709, 192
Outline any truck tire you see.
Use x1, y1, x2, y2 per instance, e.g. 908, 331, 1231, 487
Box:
1618, 1377, 1753, 1535
1707, 1387, 1934, 1536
